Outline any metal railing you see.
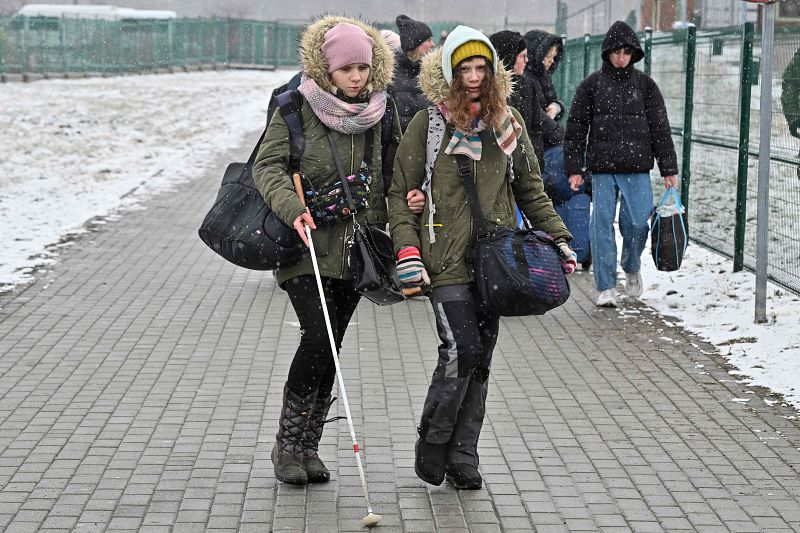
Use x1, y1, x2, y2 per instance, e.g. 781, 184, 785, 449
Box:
0, 16, 465, 78
554, 24, 800, 295
0, 16, 304, 76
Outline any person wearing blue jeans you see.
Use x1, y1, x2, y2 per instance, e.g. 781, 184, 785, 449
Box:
563, 21, 678, 307
589, 172, 653, 297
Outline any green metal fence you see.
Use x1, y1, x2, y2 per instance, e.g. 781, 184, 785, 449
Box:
554, 24, 800, 295
0, 16, 304, 76
4, 15, 797, 293
0, 16, 462, 78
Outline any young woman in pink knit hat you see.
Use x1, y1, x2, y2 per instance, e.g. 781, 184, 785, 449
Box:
252, 16, 399, 486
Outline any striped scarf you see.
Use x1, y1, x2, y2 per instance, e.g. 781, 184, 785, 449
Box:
441, 102, 522, 161
298, 74, 387, 135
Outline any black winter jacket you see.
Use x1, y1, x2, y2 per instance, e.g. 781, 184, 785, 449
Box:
388, 52, 431, 133
509, 74, 545, 168
563, 21, 678, 177
523, 30, 565, 149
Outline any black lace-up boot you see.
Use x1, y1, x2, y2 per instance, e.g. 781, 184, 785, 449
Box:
414, 401, 448, 486
303, 394, 337, 483
271, 386, 316, 485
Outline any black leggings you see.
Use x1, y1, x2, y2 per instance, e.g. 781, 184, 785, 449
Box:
282, 275, 361, 397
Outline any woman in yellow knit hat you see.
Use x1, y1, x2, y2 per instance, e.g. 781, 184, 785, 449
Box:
388, 25, 575, 489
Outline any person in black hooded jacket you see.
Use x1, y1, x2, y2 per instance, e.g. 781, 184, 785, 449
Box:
524, 30, 565, 150
489, 30, 545, 168
390, 14, 435, 133
523, 30, 580, 204
563, 21, 678, 309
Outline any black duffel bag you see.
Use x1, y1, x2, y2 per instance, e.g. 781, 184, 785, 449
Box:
455, 154, 570, 317
198, 128, 304, 270
472, 227, 570, 316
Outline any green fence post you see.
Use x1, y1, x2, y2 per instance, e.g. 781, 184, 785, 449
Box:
558, 39, 569, 98
60, 16, 66, 76
734, 21, 755, 272
555, 1, 567, 36
583, 33, 591, 78
644, 27, 652, 76
79, 19, 86, 76
680, 24, 696, 211
39, 25, 47, 78
0, 20, 5, 80
239, 22, 245, 64
273, 21, 280, 67
117, 21, 124, 74
21, 17, 29, 81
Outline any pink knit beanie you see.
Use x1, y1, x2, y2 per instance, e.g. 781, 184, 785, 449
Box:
322, 22, 374, 73
380, 29, 401, 51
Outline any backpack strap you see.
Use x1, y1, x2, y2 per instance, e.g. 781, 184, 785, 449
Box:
276, 90, 305, 174
379, 95, 397, 181
243, 128, 268, 177
454, 154, 490, 237
363, 128, 374, 167
424, 105, 446, 244
381, 96, 395, 153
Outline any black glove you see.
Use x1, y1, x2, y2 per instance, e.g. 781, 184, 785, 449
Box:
790, 118, 800, 138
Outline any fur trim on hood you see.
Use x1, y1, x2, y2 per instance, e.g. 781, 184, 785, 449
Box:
299, 15, 394, 94
418, 46, 514, 105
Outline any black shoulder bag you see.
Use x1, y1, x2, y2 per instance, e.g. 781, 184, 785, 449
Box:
325, 129, 405, 306
455, 154, 570, 316
198, 91, 304, 270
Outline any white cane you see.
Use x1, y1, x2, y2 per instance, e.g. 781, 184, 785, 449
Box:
303, 223, 381, 527
291, 171, 380, 526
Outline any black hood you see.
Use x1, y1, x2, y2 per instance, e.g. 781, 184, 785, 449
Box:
601, 21, 644, 64
489, 30, 527, 72
523, 30, 563, 78
394, 49, 421, 76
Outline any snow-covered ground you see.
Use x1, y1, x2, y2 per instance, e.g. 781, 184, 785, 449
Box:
0, 69, 294, 288
1, 69, 798, 411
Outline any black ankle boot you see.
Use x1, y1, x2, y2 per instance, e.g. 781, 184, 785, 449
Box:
272, 386, 315, 485
414, 439, 448, 486
414, 404, 447, 486
445, 463, 482, 489
303, 395, 338, 483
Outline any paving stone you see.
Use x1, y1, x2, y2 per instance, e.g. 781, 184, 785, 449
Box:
0, 130, 798, 532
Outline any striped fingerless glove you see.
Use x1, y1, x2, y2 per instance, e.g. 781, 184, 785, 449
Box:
396, 246, 430, 285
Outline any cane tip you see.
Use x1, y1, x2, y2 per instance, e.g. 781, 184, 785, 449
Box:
362, 512, 382, 527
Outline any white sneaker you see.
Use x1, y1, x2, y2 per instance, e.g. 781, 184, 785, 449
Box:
626, 271, 643, 298
596, 288, 618, 307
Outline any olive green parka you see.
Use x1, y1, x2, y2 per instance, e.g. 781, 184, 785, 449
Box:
253, 16, 398, 286
388, 47, 571, 288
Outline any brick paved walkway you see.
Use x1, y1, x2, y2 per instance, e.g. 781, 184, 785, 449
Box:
1, 140, 799, 532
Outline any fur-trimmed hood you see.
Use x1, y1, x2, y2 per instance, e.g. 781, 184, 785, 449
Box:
299, 15, 394, 94
418, 47, 514, 105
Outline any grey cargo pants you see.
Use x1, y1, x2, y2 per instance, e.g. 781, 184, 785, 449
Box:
419, 284, 500, 467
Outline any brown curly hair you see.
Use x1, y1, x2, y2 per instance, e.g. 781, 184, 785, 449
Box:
445, 58, 507, 131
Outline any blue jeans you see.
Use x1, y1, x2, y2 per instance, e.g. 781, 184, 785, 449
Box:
590, 173, 653, 291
